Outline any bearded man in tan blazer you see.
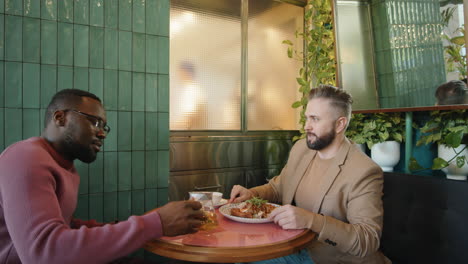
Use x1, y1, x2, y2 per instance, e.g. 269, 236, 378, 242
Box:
230, 85, 391, 264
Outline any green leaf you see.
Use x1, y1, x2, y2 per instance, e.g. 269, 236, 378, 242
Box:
287, 47, 293, 58
296, 78, 307, 86
291, 101, 302, 108
432, 157, 449, 170
450, 36, 465, 46
456, 156, 466, 168
445, 130, 463, 148
282, 40, 293, 45
409, 157, 425, 171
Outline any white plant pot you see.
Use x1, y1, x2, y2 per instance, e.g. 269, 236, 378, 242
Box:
371, 141, 401, 172
438, 144, 468, 181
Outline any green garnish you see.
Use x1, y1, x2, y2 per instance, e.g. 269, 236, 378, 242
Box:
246, 197, 267, 207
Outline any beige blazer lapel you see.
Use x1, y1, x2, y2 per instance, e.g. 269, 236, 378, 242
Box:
311, 139, 352, 213
283, 149, 317, 205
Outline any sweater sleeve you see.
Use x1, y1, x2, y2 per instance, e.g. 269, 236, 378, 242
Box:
0, 146, 163, 264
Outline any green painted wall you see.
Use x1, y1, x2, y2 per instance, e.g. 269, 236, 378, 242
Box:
0, 0, 170, 244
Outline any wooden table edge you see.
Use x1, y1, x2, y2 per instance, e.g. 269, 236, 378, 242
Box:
144, 229, 316, 263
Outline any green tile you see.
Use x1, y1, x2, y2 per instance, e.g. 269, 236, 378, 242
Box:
89, 193, 104, 222
104, 70, 118, 110
145, 151, 157, 188
158, 0, 169, 37
23, 109, 40, 139
5, 62, 22, 108
5, 15, 22, 61
40, 109, 46, 130
132, 0, 145, 33
23, 0, 40, 18
23, 63, 40, 108
75, 195, 89, 219
0, 108, 4, 150
146, 35, 158, 73
157, 113, 169, 150
23, 17, 40, 63
0, 15, 4, 60
146, 0, 158, 35
74, 67, 89, 91
58, 0, 73, 22
118, 71, 132, 110
131, 189, 145, 215
104, 29, 118, 69
41, 20, 57, 64
132, 33, 145, 72
58, 22, 73, 66
0, 0, 3, 13
89, 152, 103, 193
118, 0, 131, 31
157, 188, 168, 207
90, 0, 103, 26
131, 151, 145, 189
74, 25, 89, 67
131, 112, 144, 150
158, 37, 169, 74
40, 65, 57, 108
104, 0, 118, 29
157, 150, 169, 188
145, 112, 157, 150
58, 66, 73, 90
118, 152, 131, 190
5, 108, 22, 146
132, 73, 145, 111
41, 0, 57, 20
89, 26, 104, 68
89, 68, 103, 100
104, 151, 118, 192
118, 31, 132, 71
74, 0, 89, 25
157, 74, 169, 112
103, 192, 118, 222
144, 188, 157, 212
117, 111, 131, 150
5, 0, 22, 15
0, 62, 3, 107
103, 111, 117, 151
117, 191, 131, 221
145, 73, 157, 112
76, 160, 89, 194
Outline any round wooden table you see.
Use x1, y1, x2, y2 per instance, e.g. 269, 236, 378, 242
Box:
144, 209, 316, 263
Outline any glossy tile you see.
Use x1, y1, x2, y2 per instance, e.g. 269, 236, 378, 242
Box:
118, 0, 132, 31
158, 0, 169, 37
58, 0, 74, 22
90, 0, 104, 26
74, 0, 89, 25
132, 73, 145, 111
0, 108, 4, 150
104, 151, 118, 192
5, 15, 22, 61
74, 25, 89, 67
145, 35, 158, 74
132, 33, 145, 72
89, 68, 104, 99
23, 17, 40, 63
118, 152, 131, 190
131, 189, 145, 215
23, 0, 40, 18
76, 160, 89, 194
145, 73, 157, 112
22, 109, 40, 139
131, 112, 144, 150
103, 192, 118, 222
0, 0, 4, 13
5, 62, 22, 108
145, 0, 158, 35
75, 195, 89, 219
57, 66, 73, 90
144, 188, 158, 212
145, 112, 157, 150
74, 67, 89, 91
118, 31, 132, 71
157, 113, 169, 150
4, 108, 22, 146
117, 111, 131, 150
58, 22, 73, 66
0, 62, 3, 108
157, 74, 169, 112
145, 151, 157, 188
0, 15, 4, 60
157, 151, 169, 188
104, 29, 118, 69
118, 71, 132, 111
132, 0, 145, 33
103, 110, 117, 151
157, 188, 168, 207
41, 0, 57, 20
5, 0, 22, 15
89, 193, 104, 222
89, 26, 104, 68
117, 191, 131, 221
131, 151, 145, 189
89, 152, 104, 193
22, 63, 40, 108
158, 37, 169, 74
104, 0, 118, 29
103, 70, 118, 110
41, 20, 57, 64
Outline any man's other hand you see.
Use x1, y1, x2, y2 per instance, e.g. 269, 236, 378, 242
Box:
229, 185, 254, 203
269, 204, 314, 230
158, 200, 204, 236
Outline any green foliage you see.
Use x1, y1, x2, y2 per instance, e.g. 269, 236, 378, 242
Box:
283, 0, 336, 141
441, 7, 466, 80
246, 197, 268, 207
345, 112, 405, 149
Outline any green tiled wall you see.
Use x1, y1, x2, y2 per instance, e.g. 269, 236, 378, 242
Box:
371, 0, 446, 107
0, 0, 170, 226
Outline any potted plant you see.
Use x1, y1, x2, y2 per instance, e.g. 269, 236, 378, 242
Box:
410, 110, 468, 180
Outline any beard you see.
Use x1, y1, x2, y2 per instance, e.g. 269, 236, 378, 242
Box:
306, 127, 336, 150
63, 127, 97, 164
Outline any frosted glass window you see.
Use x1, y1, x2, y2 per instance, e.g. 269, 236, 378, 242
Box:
247, 0, 303, 130
170, 0, 242, 130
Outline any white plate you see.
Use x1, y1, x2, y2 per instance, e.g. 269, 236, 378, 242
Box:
219, 203, 280, 224
213, 198, 228, 208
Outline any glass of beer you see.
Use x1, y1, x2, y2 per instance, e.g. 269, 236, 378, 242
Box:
188, 192, 218, 231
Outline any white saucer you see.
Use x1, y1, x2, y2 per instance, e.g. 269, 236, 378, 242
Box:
214, 198, 228, 208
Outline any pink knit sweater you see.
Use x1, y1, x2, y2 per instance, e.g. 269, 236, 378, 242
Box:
0, 137, 163, 264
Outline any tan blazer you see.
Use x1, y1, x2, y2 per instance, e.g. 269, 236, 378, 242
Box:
251, 138, 391, 264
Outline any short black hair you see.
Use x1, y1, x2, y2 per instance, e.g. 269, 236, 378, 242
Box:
44, 89, 101, 128
435, 80, 468, 105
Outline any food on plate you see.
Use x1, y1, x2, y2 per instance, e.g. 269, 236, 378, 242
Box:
230, 197, 277, 219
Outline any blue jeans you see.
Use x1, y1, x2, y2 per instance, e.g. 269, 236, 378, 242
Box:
240, 249, 315, 264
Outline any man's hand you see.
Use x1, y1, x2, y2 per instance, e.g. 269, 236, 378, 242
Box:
157, 200, 204, 236
229, 185, 254, 203
269, 204, 314, 230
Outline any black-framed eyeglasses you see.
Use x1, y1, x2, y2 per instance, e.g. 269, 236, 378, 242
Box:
63, 109, 111, 134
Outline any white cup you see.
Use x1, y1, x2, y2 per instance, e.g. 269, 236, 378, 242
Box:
212, 192, 222, 204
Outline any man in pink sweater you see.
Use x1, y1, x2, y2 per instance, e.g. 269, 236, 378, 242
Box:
0, 89, 204, 264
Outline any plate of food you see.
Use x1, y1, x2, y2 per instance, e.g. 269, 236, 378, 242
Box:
219, 197, 280, 224
214, 198, 228, 208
